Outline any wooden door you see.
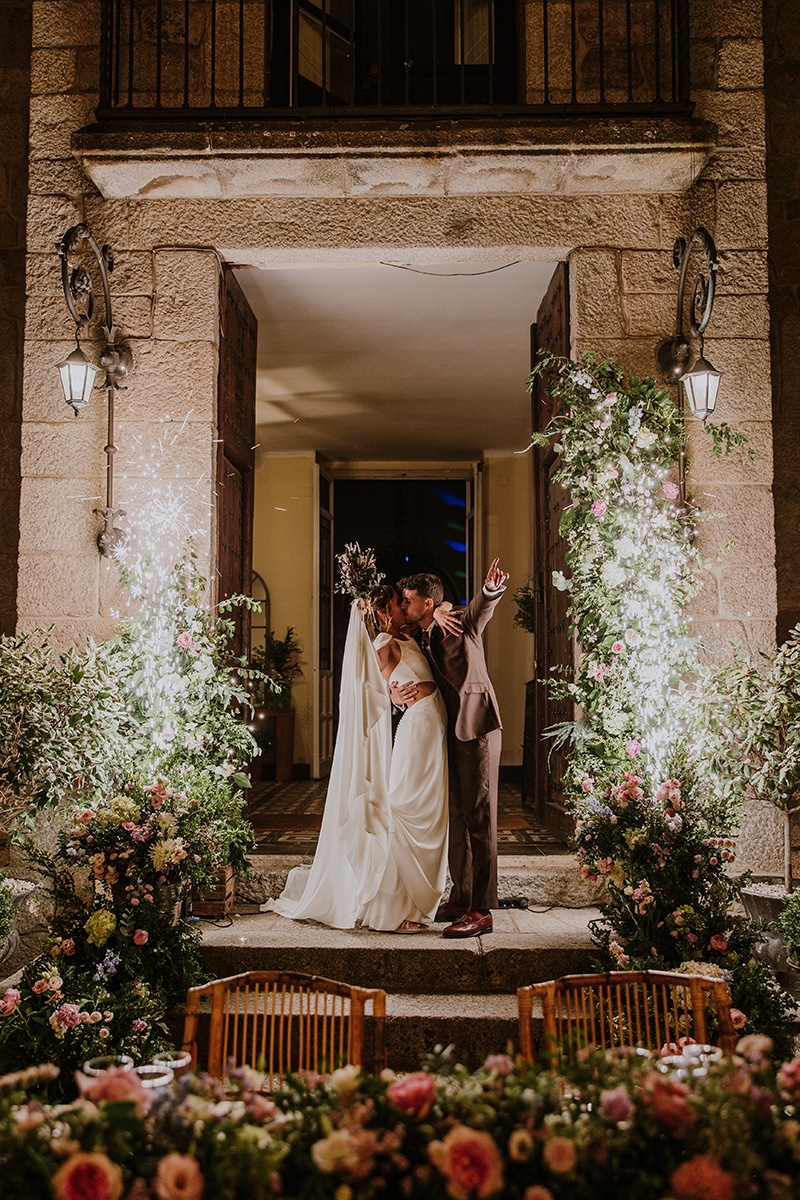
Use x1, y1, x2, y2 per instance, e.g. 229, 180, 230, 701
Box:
313, 464, 334, 778
216, 266, 256, 658
531, 261, 574, 842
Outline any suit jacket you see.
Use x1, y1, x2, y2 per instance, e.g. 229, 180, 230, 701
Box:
427, 588, 503, 742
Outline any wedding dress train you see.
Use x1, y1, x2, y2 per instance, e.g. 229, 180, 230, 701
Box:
265, 602, 448, 930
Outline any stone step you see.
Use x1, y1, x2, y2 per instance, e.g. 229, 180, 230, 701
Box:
236, 852, 601, 910
195, 903, 600, 994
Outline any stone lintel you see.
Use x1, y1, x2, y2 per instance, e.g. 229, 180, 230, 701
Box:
73, 114, 715, 200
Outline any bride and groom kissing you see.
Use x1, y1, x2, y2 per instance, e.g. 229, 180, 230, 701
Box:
266, 557, 508, 939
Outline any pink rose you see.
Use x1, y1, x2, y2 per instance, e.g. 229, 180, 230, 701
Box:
709, 934, 728, 952
133, 929, 149, 946
430, 1125, 504, 1200
76, 1066, 150, 1116
61, 939, 76, 956
642, 1074, 695, 1135
543, 1135, 577, 1174
600, 1085, 635, 1123
388, 1071, 437, 1119
591, 499, 607, 517
776, 1056, 800, 1102
671, 1154, 735, 1200
246, 1092, 280, 1124
52, 1151, 124, 1200
604, 392, 618, 405
482, 1053, 515, 1077
175, 632, 194, 650
154, 1153, 204, 1200
32, 979, 49, 994
594, 664, 611, 682
663, 481, 680, 501
730, 1008, 747, 1030
625, 738, 641, 758
0, 988, 20, 1016
612, 641, 624, 654
581, 778, 595, 793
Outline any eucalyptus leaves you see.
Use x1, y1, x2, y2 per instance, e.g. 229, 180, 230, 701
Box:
527, 351, 699, 794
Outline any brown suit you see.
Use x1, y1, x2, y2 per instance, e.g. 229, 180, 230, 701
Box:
426, 587, 503, 911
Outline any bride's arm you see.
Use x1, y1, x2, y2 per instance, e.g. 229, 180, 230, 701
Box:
374, 636, 401, 680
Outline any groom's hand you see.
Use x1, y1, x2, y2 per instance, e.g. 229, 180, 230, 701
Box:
484, 557, 509, 592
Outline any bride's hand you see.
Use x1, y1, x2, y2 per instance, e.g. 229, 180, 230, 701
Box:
433, 602, 462, 636
390, 681, 418, 707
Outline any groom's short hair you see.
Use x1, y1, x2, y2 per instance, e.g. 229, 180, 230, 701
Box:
398, 573, 444, 606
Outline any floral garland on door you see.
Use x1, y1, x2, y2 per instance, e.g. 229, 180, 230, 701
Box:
527, 350, 698, 795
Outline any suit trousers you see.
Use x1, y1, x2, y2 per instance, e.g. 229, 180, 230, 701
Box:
446, 726, 501, 911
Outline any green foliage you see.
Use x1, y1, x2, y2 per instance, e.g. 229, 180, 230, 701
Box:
512, 583, 536, 634
688, 624, 800, 892
577, 752, 794, 1057
779, 892, 800, 963
0, 878, 14, 946
705, 420, 754, 460
249, 627, 303, 710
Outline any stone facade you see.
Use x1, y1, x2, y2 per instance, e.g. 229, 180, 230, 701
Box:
4, 0, 797, 869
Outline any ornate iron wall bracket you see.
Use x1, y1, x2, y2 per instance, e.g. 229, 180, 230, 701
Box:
657, 225, 719, 383
56, 222, 133, 557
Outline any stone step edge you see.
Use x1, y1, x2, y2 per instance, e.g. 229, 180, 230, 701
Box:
236, 853, 603, 909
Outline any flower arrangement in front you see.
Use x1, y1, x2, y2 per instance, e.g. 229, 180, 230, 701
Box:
575, 752, 794, 1056
2, 1039, 800, 1200
526, 351, 699, 792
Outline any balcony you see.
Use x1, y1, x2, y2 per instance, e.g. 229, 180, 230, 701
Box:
98, 0, 691, 118
76, 0, 713, 202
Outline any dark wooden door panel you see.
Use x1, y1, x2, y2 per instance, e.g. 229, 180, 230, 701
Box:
216, 266, 257, 657
530, 261, 575, 842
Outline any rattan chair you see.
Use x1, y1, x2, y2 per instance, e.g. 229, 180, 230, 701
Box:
517, 969, 739, 1066
181, 970, 387, 1085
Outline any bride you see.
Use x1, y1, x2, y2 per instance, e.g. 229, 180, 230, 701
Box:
264, 584, 448, 932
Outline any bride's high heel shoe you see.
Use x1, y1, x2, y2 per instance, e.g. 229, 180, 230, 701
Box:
392, 920, 427, 934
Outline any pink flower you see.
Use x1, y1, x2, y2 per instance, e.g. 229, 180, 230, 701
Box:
76, 1066, 150, 1115
32, 979, 49, 995
154, 1152, 204, 1200
175, 631, 195, 650
671, 1154, 735, 1200
776, 1056, 800, 1102
388, 1071, 437, 1119
604, 392, 618, 405
61, 938, 76, 956
246, 1092, 280, 1124
730, 1008, 747, 1030
600, 1084, 635, 1123
642, 1074, 695, 1135
581, 778, 595, 793
625, 628, 640, 645
625, 738, 641, 758
543, 1135, 577, 1174
663, 481, 680, 501
133, 929, 149, 946
482, 1053, 515, 1077
0, 988, 20, 1015
594, 664, 611, 682
429, 1125, 504, 1200
54, 1003, 81, 1029
52, 1151, 124, 1200
591, 499, 607, 517
612, 641, 624, 654
709, 934, 728, 952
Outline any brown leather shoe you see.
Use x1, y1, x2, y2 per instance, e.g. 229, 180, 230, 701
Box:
434, 901, 468, 923
442, 910, 493, 938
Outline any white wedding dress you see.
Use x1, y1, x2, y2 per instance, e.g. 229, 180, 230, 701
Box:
265, 601, 448, 930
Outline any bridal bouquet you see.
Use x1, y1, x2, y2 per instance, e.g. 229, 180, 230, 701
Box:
335, 542, 385, 600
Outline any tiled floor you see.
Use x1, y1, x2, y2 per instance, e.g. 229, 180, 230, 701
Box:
246, 778, 570, 857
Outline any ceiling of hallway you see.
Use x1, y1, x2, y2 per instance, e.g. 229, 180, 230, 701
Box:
234, 260, 559, 462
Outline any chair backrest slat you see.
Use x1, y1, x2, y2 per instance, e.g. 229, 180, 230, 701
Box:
181, 971, 387, 1088
517, 970, 738, 1066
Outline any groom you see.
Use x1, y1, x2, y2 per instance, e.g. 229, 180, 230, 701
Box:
398, 558, 508, 938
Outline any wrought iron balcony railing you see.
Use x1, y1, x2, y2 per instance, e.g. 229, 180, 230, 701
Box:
98, 0, 690, 120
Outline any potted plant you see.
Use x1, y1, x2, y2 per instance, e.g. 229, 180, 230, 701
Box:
248, 628, 303, 782
689, 625, 800, 915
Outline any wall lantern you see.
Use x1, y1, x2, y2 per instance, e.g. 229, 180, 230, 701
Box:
656, 225, 721, 424
56, 222, 133, 557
